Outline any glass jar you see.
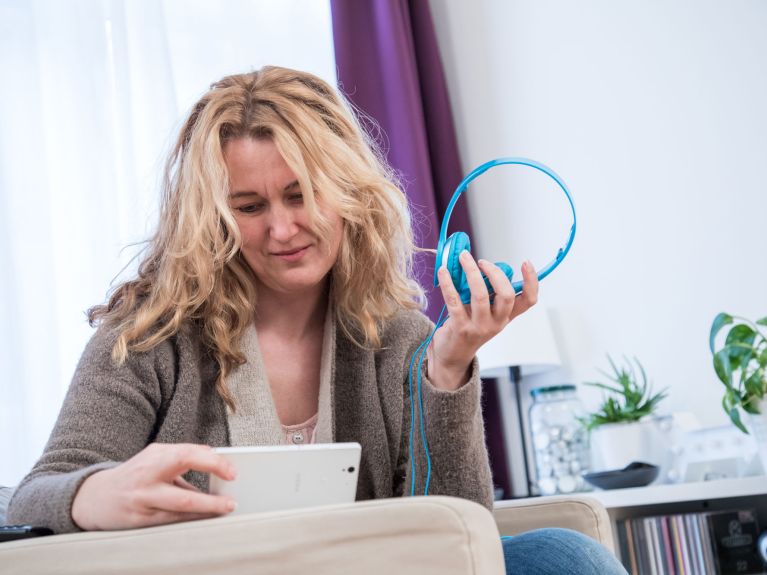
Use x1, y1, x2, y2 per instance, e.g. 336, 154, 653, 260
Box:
529, 385, 590, 496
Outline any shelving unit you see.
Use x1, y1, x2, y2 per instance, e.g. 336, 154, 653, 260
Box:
577, 476, 767, 573
586, 475, 767, 518
497, 476, 767, 571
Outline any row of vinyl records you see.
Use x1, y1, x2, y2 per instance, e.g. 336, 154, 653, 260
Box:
615, 508, 764, 574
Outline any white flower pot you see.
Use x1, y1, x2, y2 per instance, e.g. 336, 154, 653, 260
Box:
590, 416, 675, 482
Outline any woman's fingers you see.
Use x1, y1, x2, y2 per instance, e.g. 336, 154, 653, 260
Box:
477, 259, 515, 322
144, 443, 237, 483
438, 251, 533, 330
129, 509, 222, 529
173, 475, 200, 491
143, 483, 236, 516
457, 251, 493, 325
436, 266, 468, 322
72, 443, 240, 531
509, 261, 539, 320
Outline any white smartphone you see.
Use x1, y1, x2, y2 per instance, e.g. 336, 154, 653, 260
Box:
209, 442, 361, 515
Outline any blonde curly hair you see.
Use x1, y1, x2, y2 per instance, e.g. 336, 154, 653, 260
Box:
88, 66, 425, 407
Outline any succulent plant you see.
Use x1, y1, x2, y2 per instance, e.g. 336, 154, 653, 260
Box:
580, 356, 668, 431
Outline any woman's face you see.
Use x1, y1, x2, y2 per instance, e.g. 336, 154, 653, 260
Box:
224, 137, 343, 298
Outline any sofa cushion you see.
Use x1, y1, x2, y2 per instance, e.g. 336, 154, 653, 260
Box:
0, 496, 505, 575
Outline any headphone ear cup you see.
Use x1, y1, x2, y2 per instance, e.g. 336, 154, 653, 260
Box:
444, 232, 471, 303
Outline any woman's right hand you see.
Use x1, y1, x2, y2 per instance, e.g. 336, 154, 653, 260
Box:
71, 443, 237, 531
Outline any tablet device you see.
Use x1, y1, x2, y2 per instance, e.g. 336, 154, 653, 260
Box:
209, 442, 361, 515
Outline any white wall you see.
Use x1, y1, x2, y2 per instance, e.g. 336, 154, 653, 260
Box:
429, 0, 767, 428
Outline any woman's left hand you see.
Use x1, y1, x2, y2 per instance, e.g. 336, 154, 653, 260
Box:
427, 250, 539, 391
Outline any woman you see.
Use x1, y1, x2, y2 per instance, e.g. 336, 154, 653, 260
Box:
8, 66, 626, 574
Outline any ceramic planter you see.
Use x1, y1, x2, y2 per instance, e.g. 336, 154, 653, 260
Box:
589, 416, 675, 482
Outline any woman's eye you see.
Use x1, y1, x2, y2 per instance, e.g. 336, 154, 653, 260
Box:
238, 203, 265, 214
288, 193, 304, 204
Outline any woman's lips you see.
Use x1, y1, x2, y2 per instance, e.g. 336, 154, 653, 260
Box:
272, 245, 310, 262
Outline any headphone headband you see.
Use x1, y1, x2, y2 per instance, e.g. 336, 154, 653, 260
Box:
434, 157, 577, 292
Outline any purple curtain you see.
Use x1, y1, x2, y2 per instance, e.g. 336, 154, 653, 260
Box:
331, 0, 511, 499
330, 0, 473, 321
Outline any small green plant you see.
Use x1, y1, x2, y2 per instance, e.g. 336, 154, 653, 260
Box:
579, 356, 668, 431
709, 312, 767, 434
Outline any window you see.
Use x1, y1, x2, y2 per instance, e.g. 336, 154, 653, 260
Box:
0, 0, 336, 486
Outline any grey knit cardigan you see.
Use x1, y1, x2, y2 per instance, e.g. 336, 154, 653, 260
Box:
7, 309, 493, 533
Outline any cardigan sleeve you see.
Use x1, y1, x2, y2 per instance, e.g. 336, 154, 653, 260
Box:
391, 311, 494, 510
6, 325, 172, 533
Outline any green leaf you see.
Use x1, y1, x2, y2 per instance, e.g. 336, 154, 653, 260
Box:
719, 342, 757, 369
636, 359, 648, 388
744, 370, 765, 399
581, 356, 667, 429
725, 325, 757, 369
710, 313, 734, 352
756, 317, 767, 326
729, 408, 749, 434
726, 324, 757, 344
584, 381, 624, 395
713, 349, 733, 387
743, 397, 761, 415
646, 389, 669, 410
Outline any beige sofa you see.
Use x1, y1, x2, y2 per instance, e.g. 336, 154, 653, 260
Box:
0, 495, 614, 575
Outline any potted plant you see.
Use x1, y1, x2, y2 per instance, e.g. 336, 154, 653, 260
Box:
709, 313, 767, 434
581, 356, 671, 476
580, 356, 668, 431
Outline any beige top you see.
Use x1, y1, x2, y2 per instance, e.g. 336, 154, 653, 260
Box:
224, 305, 335, 447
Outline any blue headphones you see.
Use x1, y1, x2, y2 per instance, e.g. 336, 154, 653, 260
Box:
408, 157, 576, 497
434, 157, 577, 302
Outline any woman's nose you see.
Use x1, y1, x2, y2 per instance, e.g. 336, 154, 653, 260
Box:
268, 205, 299, 241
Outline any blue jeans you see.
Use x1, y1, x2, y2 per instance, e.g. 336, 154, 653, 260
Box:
502, 529, 628, 574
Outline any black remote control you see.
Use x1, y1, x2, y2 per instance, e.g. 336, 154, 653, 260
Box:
0, 525, 54, 543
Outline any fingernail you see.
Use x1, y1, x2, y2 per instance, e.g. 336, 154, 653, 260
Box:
227, 499, 236, 512
478, 259, 488, 266
228, 466, 237, 480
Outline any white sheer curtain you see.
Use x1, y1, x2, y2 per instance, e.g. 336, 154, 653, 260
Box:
0, 0, 336, 486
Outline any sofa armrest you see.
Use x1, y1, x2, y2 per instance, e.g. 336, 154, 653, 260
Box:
493, 496, 614, 552
0, 496, 505, 575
